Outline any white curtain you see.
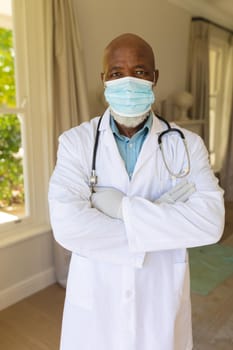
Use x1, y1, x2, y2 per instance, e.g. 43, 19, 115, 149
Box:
52, 0, 89, 154
187, 19, 210, 146
50, 0, 90, 287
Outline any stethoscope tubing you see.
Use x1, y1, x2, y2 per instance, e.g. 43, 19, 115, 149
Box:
90, 117, 102, 191
156, 116, 191, 178
90, 113, 190, 191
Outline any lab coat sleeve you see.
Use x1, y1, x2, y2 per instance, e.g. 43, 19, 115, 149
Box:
122, 134, 225, 252
48, 130, 144, 267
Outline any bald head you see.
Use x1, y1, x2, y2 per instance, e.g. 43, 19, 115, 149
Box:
103, 33, 155, 69
101, 33, 158, 84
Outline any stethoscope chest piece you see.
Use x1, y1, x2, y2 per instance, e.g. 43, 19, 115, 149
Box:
90, 170, 97, 193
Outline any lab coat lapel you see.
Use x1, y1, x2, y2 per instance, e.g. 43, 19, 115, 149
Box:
133, 114, 166, 176
98, 109, 129, 185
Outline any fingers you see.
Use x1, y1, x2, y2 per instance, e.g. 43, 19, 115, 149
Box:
155, 181, 196, 205
167, 180, 188, 196
176, 184, 196, 203
171, 183, 195, 201
155, 193, 174, 204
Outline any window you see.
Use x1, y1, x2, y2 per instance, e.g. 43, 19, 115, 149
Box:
209, 27, 233, 173
0, 5, 26, 224
209, 44, 223, 169
0, 1, 52, 244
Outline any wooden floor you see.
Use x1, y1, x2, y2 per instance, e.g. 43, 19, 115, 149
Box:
0, 202, 232, 350
0, 284, 65, 350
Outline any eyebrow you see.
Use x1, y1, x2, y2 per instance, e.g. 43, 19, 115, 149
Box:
109, 64, 147, 71
109, 66, 123, 71
134, 65, 146, 68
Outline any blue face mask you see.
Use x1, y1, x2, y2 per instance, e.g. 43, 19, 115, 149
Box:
104, 76, 155, 117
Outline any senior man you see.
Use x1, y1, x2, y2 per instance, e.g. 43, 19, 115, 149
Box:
49, 33, 225, 350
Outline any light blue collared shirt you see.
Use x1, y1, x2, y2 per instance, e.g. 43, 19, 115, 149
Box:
110, 115, 153, 179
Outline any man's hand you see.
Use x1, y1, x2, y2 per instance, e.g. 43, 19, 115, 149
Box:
91, 187, 124, 219
156, 180, 196, 204
91, 181, 196, 219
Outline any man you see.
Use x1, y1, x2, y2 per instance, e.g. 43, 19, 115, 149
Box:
48, 33, 225, 350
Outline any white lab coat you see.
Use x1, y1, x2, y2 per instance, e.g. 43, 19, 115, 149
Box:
48, 109, 225, 350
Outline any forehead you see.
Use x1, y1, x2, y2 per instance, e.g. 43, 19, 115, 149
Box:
104, 45, 154, 70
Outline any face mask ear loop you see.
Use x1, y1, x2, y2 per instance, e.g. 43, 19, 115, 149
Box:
152, 71, 156, 86
102, 73, 106, 87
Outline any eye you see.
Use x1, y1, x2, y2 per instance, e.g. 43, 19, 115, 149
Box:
109, 71, 123, 79
135, 70, 147, 77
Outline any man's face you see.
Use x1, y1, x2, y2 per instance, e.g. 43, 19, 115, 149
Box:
102, 44, 158, 84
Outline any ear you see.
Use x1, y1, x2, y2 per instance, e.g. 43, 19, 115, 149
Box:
100, 72, 105, 83
153, 70, 159, 86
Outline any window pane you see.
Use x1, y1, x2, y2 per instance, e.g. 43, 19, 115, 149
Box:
209, 46, 222, 170
0, 27, 16, 107
0, 113, 25, 223
0, 3, 25, 224
0, 0, 15, 107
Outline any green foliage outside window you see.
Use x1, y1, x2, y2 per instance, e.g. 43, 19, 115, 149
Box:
0, 27, 24, 207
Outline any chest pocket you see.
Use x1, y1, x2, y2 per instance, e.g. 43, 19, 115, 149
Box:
66, 254, 93, 310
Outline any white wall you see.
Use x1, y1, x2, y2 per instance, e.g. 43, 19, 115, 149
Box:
0, 232, 55, 310
74, 0, 191, 117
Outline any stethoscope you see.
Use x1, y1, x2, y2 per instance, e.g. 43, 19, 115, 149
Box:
89, 114, 191, 193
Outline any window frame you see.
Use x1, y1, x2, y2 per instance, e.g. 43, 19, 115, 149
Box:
0, 0, 53, 245
208, 31, 231, 172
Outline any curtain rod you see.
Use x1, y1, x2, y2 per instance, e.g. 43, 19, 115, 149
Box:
192, 17, 233, 35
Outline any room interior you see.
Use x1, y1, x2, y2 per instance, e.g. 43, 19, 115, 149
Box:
0, 0, 233, 349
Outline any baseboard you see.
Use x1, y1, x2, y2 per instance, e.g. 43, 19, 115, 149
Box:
0, 267, 56, 311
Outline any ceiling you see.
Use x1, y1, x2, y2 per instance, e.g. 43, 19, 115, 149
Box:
207, 0, 233, 16
169, 0, 233, 31
0, 1, 232, 31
